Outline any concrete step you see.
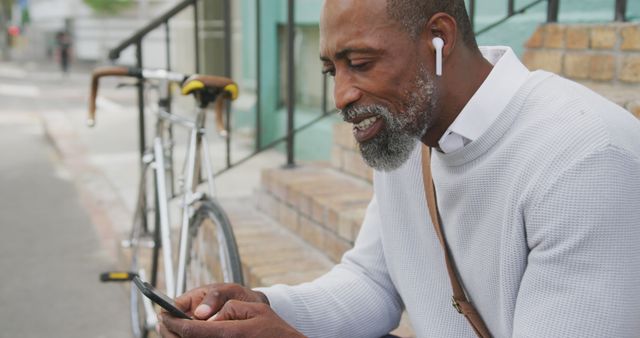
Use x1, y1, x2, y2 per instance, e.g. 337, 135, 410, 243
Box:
258, 164, 373, 263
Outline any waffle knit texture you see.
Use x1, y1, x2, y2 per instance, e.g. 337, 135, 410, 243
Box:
259, 71, 640, 337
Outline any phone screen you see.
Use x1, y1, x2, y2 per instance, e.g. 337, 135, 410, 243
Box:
133, 276, 192, 320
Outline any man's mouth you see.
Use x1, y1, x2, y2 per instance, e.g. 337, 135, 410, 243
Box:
351, 115, 384, 143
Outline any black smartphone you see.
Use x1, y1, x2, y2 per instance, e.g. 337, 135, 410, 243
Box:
133, 276, 192, 320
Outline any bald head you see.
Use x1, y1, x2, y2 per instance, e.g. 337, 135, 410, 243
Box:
387, 0, 476, 46
322, 0, 476, 48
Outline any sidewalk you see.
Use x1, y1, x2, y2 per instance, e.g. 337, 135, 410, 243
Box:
0, 111, 131, 338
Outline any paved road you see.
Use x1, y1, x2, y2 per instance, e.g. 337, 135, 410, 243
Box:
0, 64, 131, 337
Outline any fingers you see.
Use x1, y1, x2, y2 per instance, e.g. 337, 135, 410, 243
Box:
161, 313, 231, 338
194, 284, 260, 320
160, 301, 304, 338
174, 283, 269, 321
194, 285, 228, 320
211, 299, 269, 322
158, 321, 180, 338
209, 301, 306, 337
173, 286, 209, 314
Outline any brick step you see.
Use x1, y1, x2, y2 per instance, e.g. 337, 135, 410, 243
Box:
258, 164, 373, 263
220, 198, 334, 288
331, 122, 373, 183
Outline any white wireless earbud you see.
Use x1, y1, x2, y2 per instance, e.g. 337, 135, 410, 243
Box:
433, 37, 444, 77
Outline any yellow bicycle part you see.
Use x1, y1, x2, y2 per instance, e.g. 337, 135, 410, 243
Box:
181, 80, 205, 96
223, 84, 239, 100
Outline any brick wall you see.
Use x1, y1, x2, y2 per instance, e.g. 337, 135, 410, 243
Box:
523, 22, 640, 117
523, 23, 640, 84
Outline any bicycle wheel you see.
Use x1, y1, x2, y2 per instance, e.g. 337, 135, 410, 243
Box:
129, 162, 159, 338
185, 198, 244, 291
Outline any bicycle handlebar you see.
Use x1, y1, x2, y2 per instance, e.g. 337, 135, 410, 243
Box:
88, 66, 237, 132
88, 66, 142, 127
88, 66, 191, 127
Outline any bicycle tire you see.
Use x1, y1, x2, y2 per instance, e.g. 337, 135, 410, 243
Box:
185, 198, 244, 291
129, 163, 160, 338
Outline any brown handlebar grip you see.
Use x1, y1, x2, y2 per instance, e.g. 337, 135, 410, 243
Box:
88, 66, 139, 127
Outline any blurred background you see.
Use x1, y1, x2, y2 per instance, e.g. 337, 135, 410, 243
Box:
2, 0, 638, 162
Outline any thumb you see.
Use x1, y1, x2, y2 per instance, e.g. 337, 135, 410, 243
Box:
193, 289, 227, 320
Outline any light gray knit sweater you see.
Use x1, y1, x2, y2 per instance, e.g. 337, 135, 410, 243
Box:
261, 71, 640, 337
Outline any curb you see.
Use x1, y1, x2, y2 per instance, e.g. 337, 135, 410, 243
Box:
39, 110, 131, 265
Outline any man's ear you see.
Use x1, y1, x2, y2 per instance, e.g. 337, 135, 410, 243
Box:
424, 12, 457, 59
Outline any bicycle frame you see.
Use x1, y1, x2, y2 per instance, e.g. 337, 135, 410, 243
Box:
145, 80, 215, 298
91, 66, 241, 336
155, 109, 215, 298
125, 72, 221, 330
146, 74, 233, 298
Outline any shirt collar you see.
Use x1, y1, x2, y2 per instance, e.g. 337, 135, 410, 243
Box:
438, 46, 530, 153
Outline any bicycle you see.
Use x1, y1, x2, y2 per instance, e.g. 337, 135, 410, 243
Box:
88, 66, 244, 338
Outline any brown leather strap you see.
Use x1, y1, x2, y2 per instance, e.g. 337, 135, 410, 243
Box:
421, 145, 492, 338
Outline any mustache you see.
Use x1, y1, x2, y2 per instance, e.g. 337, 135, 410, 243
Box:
340, 104, 389, 121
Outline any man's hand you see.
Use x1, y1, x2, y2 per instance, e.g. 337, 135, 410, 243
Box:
158, 300, 306, 338
168, 283, 269, 320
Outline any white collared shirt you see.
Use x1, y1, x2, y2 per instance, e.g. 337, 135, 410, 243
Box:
438, 46, 531, 153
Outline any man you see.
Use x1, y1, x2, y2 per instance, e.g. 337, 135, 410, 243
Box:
55, 31, 72, 74
159, 0, 640, 336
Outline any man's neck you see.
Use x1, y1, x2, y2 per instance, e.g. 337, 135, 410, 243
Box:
422, 48, 493, 148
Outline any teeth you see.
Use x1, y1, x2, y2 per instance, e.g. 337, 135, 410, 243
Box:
354, 116, 379, 130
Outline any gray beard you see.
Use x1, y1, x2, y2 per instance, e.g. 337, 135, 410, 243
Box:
343, 68, 436, 172
359, 122, 419, 171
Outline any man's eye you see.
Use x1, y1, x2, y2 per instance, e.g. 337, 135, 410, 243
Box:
322, 68, 336, 77
349, 61, 370, 70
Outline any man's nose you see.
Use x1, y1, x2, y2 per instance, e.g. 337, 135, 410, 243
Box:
333, 75, 361, 110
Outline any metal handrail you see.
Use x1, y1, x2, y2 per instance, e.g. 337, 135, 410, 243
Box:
547, 0, 560, 23
472, 0, 629, 36
108, 0, 196, 61
475, 0, 547, 36
285, 0, 296, 168
615, 0, 628, 22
